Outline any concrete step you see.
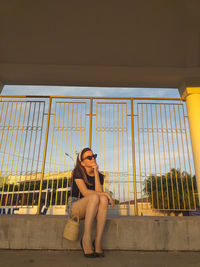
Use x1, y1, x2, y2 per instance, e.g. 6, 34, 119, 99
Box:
1, 215, 200, 251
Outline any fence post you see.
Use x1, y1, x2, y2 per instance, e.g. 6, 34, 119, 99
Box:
37, 97, 52, 215
131, 99, 138, 216
89, 98, 93, 148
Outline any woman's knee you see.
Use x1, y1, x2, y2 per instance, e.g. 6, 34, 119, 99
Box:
99, 195, 109, 208
87, 193, 100, 206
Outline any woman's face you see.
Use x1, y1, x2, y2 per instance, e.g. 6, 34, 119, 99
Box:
81, 150, 97, 168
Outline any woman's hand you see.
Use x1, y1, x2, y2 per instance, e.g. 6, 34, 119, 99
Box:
101, 192, 115, 208
92, 163, 99, 173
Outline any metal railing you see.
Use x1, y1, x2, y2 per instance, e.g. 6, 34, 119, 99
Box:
0, 95, 197, 216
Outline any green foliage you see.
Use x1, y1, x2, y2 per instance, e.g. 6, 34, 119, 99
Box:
143, 168, 199, 210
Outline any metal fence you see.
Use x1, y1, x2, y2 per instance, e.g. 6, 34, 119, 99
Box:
0, 96, 197, 216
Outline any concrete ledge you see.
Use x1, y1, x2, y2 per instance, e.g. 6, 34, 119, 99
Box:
1, 215, 200, 251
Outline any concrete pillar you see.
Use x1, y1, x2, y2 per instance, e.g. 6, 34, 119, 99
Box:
0, 83, 4, 94
179, 86, 200, 205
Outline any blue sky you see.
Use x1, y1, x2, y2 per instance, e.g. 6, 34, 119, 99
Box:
1, 85, 180, 98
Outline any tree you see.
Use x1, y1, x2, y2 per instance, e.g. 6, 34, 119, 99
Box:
143, 168, 199, 210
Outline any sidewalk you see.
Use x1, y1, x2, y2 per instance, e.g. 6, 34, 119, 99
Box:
1, 250, 200, 267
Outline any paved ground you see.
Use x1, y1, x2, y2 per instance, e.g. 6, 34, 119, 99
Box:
1, 250, 200, 267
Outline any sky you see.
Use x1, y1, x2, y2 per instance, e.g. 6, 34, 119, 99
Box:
1, 85, 180, 98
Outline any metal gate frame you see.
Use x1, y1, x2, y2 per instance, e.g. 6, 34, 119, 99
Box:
0, 95, 196, 216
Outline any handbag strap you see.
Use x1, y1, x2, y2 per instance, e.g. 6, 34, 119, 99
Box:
71, 215, 79, 223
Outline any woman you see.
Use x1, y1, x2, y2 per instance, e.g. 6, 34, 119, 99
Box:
68, 147, 115, 258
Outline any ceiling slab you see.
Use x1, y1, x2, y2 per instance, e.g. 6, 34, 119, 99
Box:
0, 0, 200, 88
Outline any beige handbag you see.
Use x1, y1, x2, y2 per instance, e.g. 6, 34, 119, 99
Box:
63, 215, 79, 241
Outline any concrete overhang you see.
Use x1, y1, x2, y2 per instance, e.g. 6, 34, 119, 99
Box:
1, 0, 200, 89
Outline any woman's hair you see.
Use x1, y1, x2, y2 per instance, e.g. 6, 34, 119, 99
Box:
71, 147, 93, 186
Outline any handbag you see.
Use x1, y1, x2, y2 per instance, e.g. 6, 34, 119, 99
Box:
63, 215, 79, 241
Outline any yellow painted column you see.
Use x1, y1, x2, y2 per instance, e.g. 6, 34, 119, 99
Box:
182, 87, 200, 205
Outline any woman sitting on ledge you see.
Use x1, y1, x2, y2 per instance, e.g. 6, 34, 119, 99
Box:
68, 147, 115, 258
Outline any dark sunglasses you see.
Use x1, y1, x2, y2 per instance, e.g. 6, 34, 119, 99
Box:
82, 154, 97, 161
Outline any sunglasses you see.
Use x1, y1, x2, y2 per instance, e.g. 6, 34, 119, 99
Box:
82, 154, 97, 161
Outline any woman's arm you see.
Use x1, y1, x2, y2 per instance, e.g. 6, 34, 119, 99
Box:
74, 179, 115, 208
74, 179, 100, 196
93, 166, 103, 193
99, 192, 115, 208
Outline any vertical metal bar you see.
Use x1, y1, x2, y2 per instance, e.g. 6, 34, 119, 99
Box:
104, 104, 106, 174
68, 103, 74, 177
64, 103, 70, 205
65, 101, 74, 206
146, 104, 154, 209
126, 103, 130, 206
131, 99, 137, 216
73, 103, 79, 160
89, 98, 93, 148
10, 102, 23, 207
160, 104, 170, 209
58, 102, 66, 206
137, 104, 143, 209
164, 104, 175, 209
150, 104, 159, 209
141, 104, 148, 205
32, 102, 45, 206
5, 102, 18, 206
26, 102, 37, 206
121, 104, 125, 204
19, 102, 32, 207
54, 103, 61, 206
14, 103, 28, 207
108, 104, 111, 195
28, 102, 42, 206
79, 103, 83, 152
169, 105, 180, 209
99, 104, 102, 168
48, 101, 57, 207
84, 103, 87, 148
113, 104, 115, 198
155, 104, 164, 209
117, 104, 120, 204
26, 103, 41, 206
37, 97, 52, 215
22, 102, 37, 207
95, 102, 98, 154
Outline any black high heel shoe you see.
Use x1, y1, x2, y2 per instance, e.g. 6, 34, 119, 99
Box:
92, 240, 105, 257
80, 238, 97, 258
